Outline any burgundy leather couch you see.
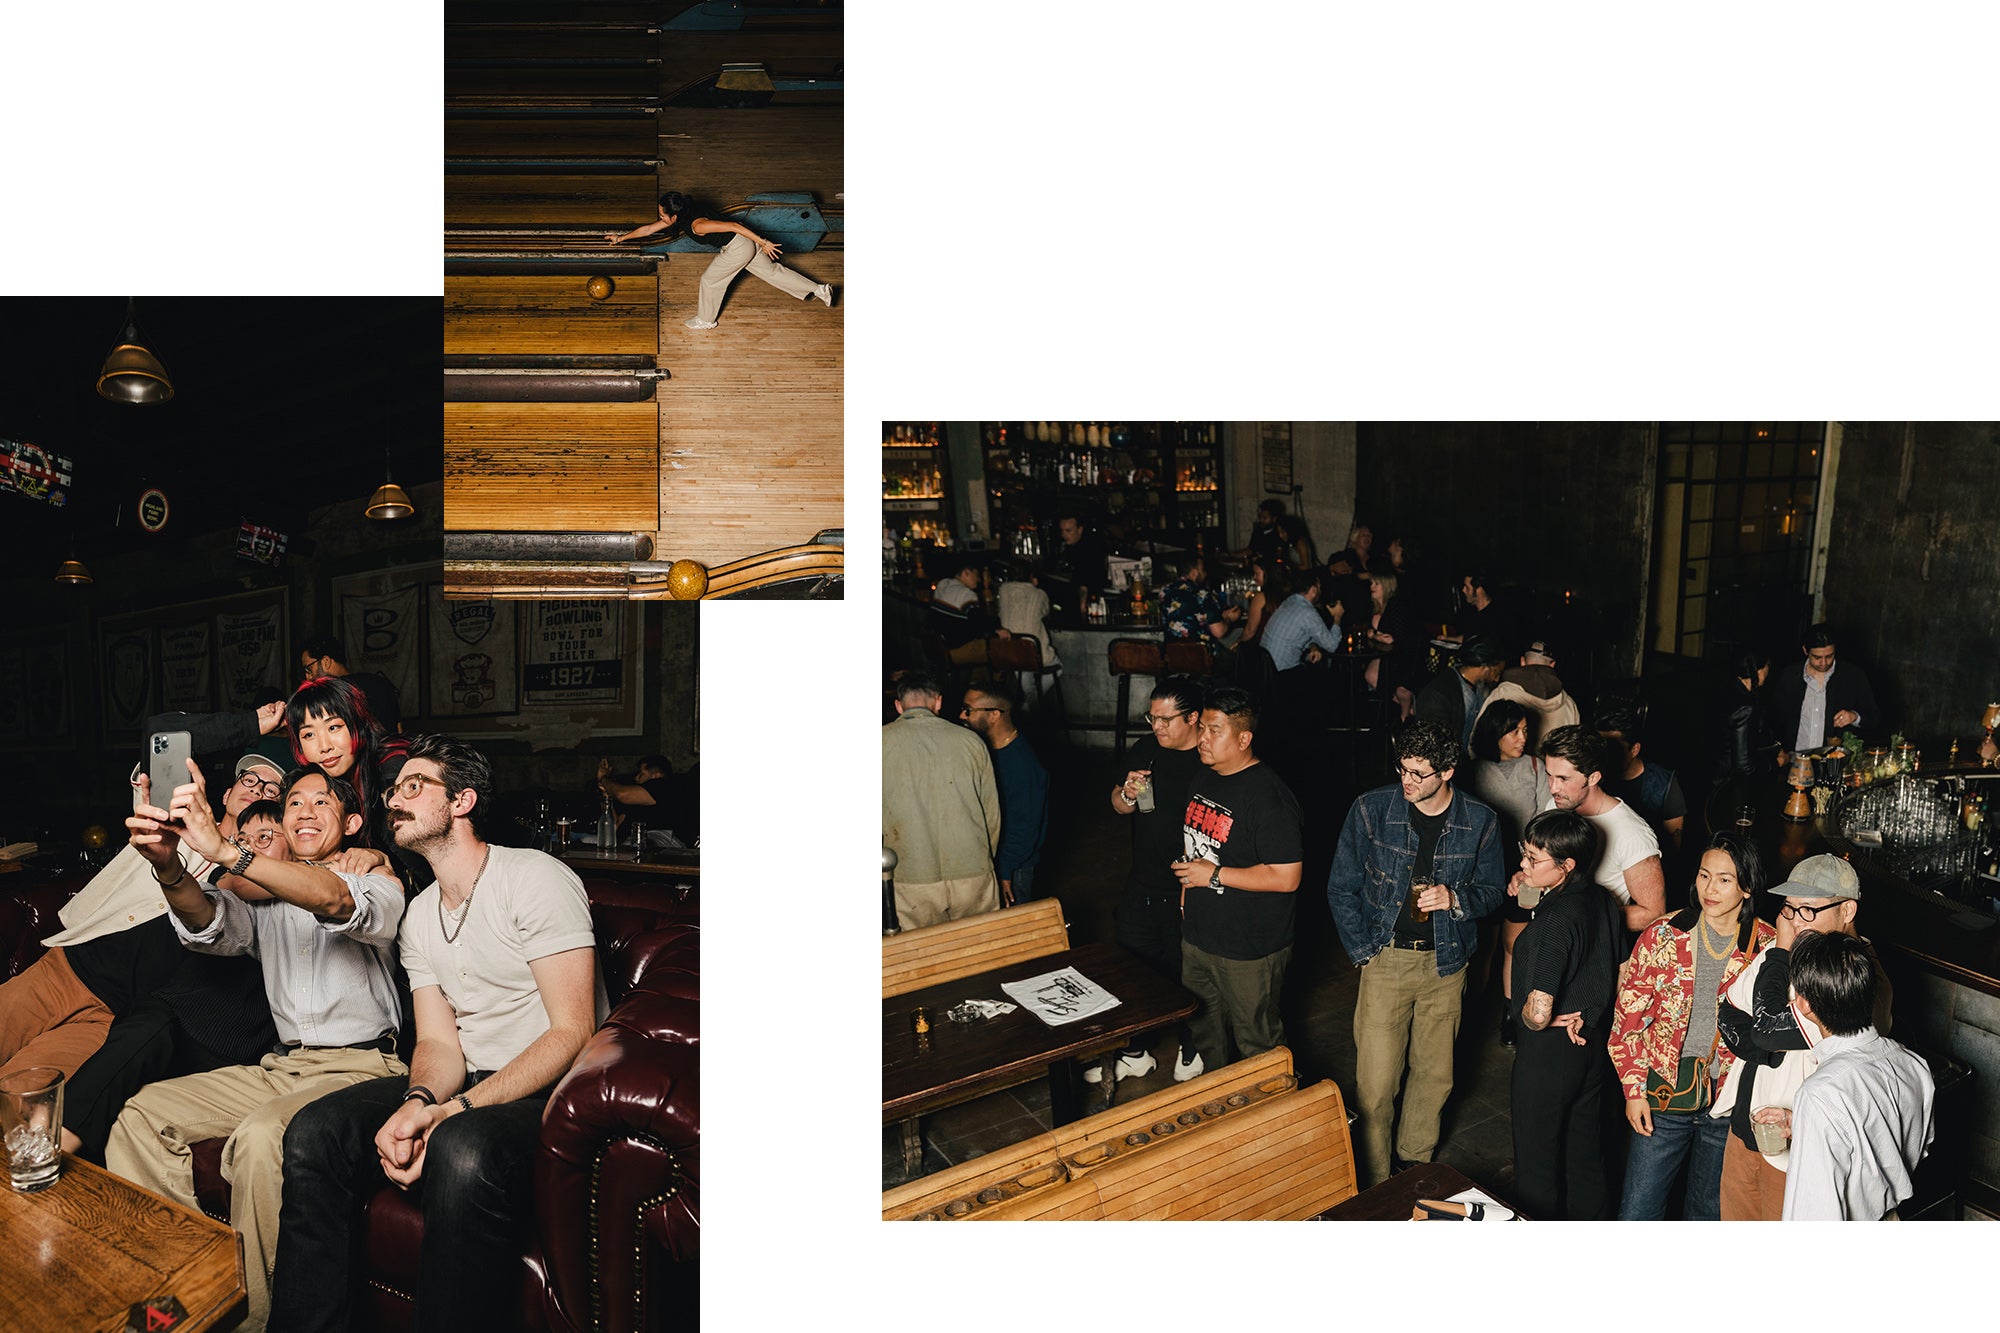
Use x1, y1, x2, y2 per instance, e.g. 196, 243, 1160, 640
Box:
0, 867, 699, 1333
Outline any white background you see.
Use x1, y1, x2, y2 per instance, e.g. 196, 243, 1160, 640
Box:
6, 2, 1998, 1327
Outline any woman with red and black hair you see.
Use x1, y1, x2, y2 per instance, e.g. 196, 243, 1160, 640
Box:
287, 675, 415, 884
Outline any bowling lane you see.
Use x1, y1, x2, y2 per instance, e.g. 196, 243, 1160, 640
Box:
446, 115, 659, 160
447, 174, 661, 226
447, 29, 659, 62
660, 108, 841, 224
448, 64, 662, 103
655, 249, 842, 565
445, 274, 659, 356
444, 401, 660, 532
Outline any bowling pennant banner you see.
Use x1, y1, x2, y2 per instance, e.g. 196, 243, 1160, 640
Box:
0, 436, 75, 507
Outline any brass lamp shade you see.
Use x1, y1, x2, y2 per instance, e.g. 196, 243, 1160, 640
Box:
365, 481, 416, 520
96, 341, 174, 403
53, 558, 94, 584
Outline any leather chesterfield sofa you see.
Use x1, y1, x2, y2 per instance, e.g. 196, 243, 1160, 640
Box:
0, 867, 699, 1333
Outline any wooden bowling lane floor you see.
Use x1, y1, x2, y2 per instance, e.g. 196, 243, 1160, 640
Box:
446, 274, 659, 356
445, 401, 660, 533
655, 249, 841, 566
448, 173, 660, 226
447, 115, 660, 159
658, 106, 842, 216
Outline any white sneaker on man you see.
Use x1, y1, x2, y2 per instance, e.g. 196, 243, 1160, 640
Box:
1082, 1049, 1158, 1084
1172, 1047, 1205, 1082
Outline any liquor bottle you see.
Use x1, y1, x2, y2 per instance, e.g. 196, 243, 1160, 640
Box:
597, 793, 617, 853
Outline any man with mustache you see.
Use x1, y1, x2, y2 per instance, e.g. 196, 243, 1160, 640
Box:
271, 734, 605, 1333
111, 763, 406, 1333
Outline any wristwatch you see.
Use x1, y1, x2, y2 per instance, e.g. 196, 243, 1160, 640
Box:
230, 845, 256, 877
1208, 864, 1224, 890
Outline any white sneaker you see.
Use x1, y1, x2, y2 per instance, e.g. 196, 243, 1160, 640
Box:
813, 283, 834, 307
1114, 1050, 1157, 1081
1172, 1047, 1205, 1082
1081, 1062, 1104, 1085
685, 317, 717, 330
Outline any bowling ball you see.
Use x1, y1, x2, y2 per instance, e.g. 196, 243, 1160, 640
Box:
666, 559, 708, 600
586, 275, 614, 301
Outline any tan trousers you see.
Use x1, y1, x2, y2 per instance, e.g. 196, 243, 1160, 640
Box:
1353, 946, 1467, 1187
696, 233, 821, 323
895, 873, 1000, 930
0, 947, 113, 1084
105, 1047, 406, 1333
1718, 1131, 1786, 1220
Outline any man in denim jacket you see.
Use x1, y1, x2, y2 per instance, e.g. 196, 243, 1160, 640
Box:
1328, 719, 1505, 1185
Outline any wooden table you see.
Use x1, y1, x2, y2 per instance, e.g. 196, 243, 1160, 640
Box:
882, 942, 1198, 1174
1314, 1160, 1525, 1221
558, 848, 701, 879
0, 1154, 245, 1331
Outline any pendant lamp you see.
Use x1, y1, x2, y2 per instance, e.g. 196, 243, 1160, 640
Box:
96, 298, 174, 404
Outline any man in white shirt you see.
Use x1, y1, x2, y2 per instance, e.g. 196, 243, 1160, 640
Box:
1771, 624, 1880, 754
1538, 725, 1665, 932
271, 734, 603, 1333
1782, 930, 1935, 1220
114, 763, 406, 1333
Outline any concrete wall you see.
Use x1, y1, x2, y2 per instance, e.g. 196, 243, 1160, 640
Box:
1224, 422, 1357, 555
1355, 423, 1658, 681
1820, 422, 2000, 744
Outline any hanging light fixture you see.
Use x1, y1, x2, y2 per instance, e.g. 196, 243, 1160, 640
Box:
53, 557, 94, 584
95, 298, 175, 404
365, 447, 415, 520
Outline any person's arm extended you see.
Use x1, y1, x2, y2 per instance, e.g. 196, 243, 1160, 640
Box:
600, 776, 655, 806
604, 217, 673, 244
1621, 855, 1666, 932
1219, 862, 1301, 893
170, 761, 363, 923
689, 216, 780, 258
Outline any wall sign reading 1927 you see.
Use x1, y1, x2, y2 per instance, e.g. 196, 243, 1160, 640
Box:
524, 600, 626, 704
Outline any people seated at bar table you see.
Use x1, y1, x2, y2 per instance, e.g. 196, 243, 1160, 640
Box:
994, 558, 1061, 672
1608, 830, 1774, 1220
114, 760, 406, 1333
1158, 552, 1241, 649
1256, 565, 1344, 671
596, 753, 700, 842
0, 752, 286, 1152
1770, 622, 1880, 755
270, 734, 607, 1333
927, 555, 1009, 666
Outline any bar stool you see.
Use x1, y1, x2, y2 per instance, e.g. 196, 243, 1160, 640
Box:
1107, 638, 1165, 763
1161, 639, 1214, 677
987, 634, 1069, 744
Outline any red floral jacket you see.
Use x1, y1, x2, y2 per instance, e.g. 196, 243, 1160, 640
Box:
1607, 909, 1775, 1103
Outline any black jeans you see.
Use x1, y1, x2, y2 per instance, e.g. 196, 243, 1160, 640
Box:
1114, 890, 1192, 1051
1509, 1021, 1606, 1220
270, 1074, 545, 1333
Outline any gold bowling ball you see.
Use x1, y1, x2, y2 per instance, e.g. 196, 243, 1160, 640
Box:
666, 559, 709, 600
586, 275, 615, 301
83, 824, 110, 850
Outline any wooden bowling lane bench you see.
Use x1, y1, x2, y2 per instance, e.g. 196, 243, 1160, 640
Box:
446, 271, 660, 356
883, 898, 1070, 998
883, 1049, 1363, 1220
445, 400, 660, 532
0, 1153, 245, 1330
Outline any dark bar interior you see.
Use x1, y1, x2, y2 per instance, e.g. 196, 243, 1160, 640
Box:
882, 420, 2000, 1221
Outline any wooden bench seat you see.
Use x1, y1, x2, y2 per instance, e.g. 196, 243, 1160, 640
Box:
882, 1048, 1313, 1221
881, 898, 1068, 999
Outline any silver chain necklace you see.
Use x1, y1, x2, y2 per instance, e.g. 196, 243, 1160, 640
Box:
439, 844, 491, 945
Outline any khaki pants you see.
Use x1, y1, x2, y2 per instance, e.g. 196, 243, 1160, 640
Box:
696, 233, 821, 324
895, 873, 1000, 930
1181, 940, 1290, 1074
105, 1047, 406, 1333
1718, 1131, 1786, 1220
1353, 946, 1466, 1186
0, 947, 113, 1084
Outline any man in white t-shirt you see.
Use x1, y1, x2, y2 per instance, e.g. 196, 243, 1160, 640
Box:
270, 734, 605, 1333
1538, 725, 1664, 933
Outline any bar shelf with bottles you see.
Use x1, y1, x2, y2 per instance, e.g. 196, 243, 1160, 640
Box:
982, 421, 1225, 556
883, 421, 958, 578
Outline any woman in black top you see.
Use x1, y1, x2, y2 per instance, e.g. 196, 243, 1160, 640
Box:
605, 190, 834, 329
1506, 809, 1622, 1219
1717, 647, 1781, 777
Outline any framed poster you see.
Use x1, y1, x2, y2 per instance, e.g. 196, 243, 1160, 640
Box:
331, 563, 434, 724
99, 615, 157, 737
427, 587, 518, 717
523, 601, 625, 705
23, 632, 72, 744
215, 596, 287, 710
159, 622, 213, 712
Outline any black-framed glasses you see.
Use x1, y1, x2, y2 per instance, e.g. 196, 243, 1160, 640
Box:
235, 772, 281, 799
1780, 900, 1842, 921
1396, 765, 1438, 782
382, 773, 454, 807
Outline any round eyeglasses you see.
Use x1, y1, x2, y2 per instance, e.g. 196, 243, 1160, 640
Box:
381, 773, 455, 807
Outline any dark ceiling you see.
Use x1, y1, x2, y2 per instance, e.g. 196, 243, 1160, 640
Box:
0, 297, 440, 570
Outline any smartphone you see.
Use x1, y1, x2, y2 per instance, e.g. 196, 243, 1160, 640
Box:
146, 731, 193, 817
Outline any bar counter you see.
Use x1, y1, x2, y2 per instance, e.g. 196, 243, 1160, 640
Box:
1723, 766, 2000, 1201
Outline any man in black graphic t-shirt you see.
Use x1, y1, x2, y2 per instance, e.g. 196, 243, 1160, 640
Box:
1170, 686, 1304, 1075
